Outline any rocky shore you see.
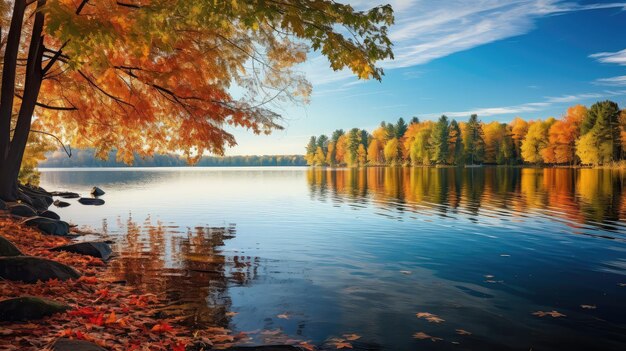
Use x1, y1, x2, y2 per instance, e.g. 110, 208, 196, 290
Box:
0, 185, 362, 351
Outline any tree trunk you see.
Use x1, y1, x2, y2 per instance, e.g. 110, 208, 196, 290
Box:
0, 0, 46, 202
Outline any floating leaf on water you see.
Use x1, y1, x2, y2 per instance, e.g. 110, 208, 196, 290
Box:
299, 341, 316, 351
225, 311, 238, 317
456, 329, 472, 335
416, 312, 445, 323
277, 313, 289, 319
500, 254, 510, 257
334, 342, 353, 349
400, 270, 412, 275
412, 332, 442, 341
343, 333, 361, 341
484, 275, 494, 279
532, 310, 566, 318
580, 305, 596, 309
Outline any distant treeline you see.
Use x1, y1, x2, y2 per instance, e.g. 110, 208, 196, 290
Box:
305, 100, 626, 167
39, 149, 306, 167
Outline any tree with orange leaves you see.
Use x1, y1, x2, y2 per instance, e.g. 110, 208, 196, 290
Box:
0, 0, 394, 201
544, 105, 586, 165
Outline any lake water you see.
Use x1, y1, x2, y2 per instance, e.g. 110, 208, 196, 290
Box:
39, 167, 626, 350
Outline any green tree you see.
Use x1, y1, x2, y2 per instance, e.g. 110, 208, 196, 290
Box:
463, 114, 485, 164
448, 120, 463, 165
317, 134, 329, 154
429, 115, 449, 164
395, 118, 408, 138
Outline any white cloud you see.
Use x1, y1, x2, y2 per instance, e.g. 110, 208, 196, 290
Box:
594, 75, 626, 86
590, 48, 626, 65
304, 1, 626, 85
421, 90, 626, 118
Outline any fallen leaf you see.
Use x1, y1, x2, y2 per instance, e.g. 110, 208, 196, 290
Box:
532, 310, 566, 318
580, 305, 596, 309
343, 333, 361, 341
412, 332, 442, 342
334, 342, 353, 349
456, 329, 472, 335
277, 313, 289, 319
151, 321, 173, 333
416, 312, 445, 323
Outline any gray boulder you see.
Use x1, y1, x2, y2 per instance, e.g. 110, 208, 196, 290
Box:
38, 210, 61, 220
23, 216, 70, 236
0, 256, 81, 283
78, 198, 105, 206
0, 236, 22, 256
51, 241, 112, 260
91, 187, 105, 197
0, 296, 68, 321
52, 338, 107, 351
53, 200, 71, 208
8, 203, 37, 217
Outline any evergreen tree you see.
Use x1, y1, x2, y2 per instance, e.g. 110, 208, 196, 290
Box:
395, 118, 408, 138
430, 115, 450, 164
463, 114, 485, 164
317, 134, 329, 154
448, 120, 463, 165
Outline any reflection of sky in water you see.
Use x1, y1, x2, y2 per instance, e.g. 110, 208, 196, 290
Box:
39, 167, 626, 350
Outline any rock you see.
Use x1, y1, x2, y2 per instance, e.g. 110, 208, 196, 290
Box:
38, 209, 61, 220
8, 203, 37, 217
18, 185, 53, 210
51, 191, 80, 199
0, 256, 81, 283
0, 199, 6, 210
51, 241, 112, 260
52, 338, 107, 351
0, 296, 68, 321
23, 216, 70, 236
0, 236, 22, 256
91, 187, 105, 197
53, 200, 71, 208
78, 198, 105, 206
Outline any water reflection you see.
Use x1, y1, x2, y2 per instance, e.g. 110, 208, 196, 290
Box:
307, 167, 626, 236
106, 216, 259, 328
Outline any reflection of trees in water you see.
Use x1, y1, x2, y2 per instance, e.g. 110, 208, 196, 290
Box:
307, 167, 626, 233
107, 216, 259, 328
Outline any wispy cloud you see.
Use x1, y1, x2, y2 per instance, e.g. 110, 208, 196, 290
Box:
594, 75, 626, 86
305, 1, 626, 85
421, 90, 626, 118
590, 48, 626, 65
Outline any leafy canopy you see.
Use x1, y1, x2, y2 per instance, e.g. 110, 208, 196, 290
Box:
19, 0, 393, 163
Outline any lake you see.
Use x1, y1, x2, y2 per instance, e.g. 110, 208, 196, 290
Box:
39, 167, 626, 350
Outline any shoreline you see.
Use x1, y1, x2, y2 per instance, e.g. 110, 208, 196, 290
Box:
0, 187, 311, 351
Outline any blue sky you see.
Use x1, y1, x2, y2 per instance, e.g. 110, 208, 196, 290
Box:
228, 0, 626, 155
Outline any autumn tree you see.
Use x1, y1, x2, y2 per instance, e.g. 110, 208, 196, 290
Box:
521, 118, 555, 164
0, 0, 394, 201
305, 136, 317, 165
510, 117, 528, 163
383, 137, 400, 165
579, 101, 622, 163
544, 105, 585, 165
367, 139, 382, 165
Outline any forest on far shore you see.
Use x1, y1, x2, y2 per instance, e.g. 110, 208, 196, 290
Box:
305, 101, 626, 167
38, 149, 306, 168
